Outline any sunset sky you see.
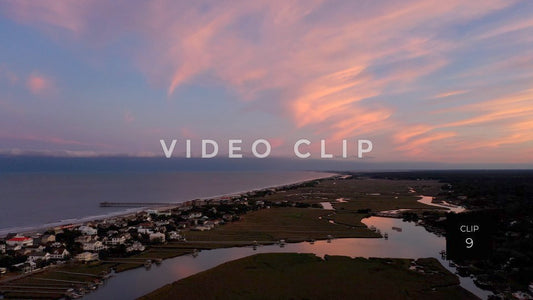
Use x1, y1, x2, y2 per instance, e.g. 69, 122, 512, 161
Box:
0, 0, 532, 163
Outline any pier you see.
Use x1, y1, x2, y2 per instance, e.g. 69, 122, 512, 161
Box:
99, 202, 177, 207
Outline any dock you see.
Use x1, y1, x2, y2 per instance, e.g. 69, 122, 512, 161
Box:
99, 202, 177, 207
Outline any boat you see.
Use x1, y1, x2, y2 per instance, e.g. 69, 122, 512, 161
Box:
144, 260, 152, 268
449, 261, 456, 268
392, 226, 402, 232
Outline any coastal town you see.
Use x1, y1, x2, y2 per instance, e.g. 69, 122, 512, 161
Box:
0, 179, 325, 298
1, 173, 532, 299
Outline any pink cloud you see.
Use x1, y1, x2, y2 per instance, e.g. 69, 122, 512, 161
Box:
2, 0, 530, 162
180, 127, 198, 139
26, 72, 55, 96
396, 131, 457, 156
432, 90, 469, 99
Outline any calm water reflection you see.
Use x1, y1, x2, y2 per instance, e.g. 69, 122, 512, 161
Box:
418, 195, 466, 213
84, 214, 490, 300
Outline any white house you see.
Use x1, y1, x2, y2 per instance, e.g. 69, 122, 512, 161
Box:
24, 245, 45, 254
106, 235, 127, 246
78, 226, 98, 235
6, 236, 33, 247
185, 212, 202, 219
49, 248, 70, 260
137, 227, 153, 234
28, 252, 51, 262
82, 241, 106, 251
149, 232, 166, 243
0, 244, 6, 254
167, 231, 182, 240
146, 209, 171, 217
75, 252, 99, 262
41, 234, 56, 244
126, 242, 145, 253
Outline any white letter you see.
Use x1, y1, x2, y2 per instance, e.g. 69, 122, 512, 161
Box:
228, 139, 243, 158
358, 139, 373, 158
252, 139, 271, 158
202, 140, 218, 158
160, 139, 177, 158
186, 139, 191, 158
342, 139, 347, 158
294, 139, 311, 158
320, 139, 333, 158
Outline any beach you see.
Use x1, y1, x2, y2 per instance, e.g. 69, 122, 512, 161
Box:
0, 171, 335, 237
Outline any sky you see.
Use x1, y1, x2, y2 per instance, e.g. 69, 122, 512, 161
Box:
0, 0, 532, 164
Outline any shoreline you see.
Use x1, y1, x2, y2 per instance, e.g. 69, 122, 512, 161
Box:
0, 171, 337, 238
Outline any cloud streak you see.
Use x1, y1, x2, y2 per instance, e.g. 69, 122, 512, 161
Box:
0, 0, 531, 162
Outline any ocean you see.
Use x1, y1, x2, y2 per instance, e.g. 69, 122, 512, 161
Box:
0, 170, 332, 236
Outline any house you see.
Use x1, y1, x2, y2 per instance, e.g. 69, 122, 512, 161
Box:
186, 212, 202, 219
75, 252, 99, 262
167, 231, 182, 240
126, 242, 145, 253
28, 252, 51, 262
82, 241, 106, 251
75, 235, 94, 244
78, 226, 98, 235
137, 222, 155, 234
106, 235, 127, 246
41, 234, 56, 244
146, 209, 171, 217
137, 224, 155, 234
8, 244, 22, 251
24, 245, 45, 254
137, 227, 153, 234
13, 261, 36, 273
50, 248, 70, 260
6, 236, 33, 247
192, 199, 207, 207
149, 232, 165, 243
222, 214, 235, 222
155, 220, 170, 227
0, 243, 5, 254
203, 221, 215, 228
49, 242, 64, 248
191, 225, 212, 231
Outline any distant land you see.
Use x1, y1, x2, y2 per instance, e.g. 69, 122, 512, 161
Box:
0, 156, 531, 173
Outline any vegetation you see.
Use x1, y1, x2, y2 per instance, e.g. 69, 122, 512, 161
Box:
366, 170, 533, 296
141, 253, 477, 300
185, 177, 443, 242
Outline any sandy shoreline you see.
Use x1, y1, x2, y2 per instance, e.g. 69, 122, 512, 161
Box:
0, 172, 337, 238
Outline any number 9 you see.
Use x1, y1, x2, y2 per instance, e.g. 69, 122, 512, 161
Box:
465, 237, 474, 249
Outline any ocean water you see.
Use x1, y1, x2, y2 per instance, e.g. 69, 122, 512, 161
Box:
0, 171, 332, 235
